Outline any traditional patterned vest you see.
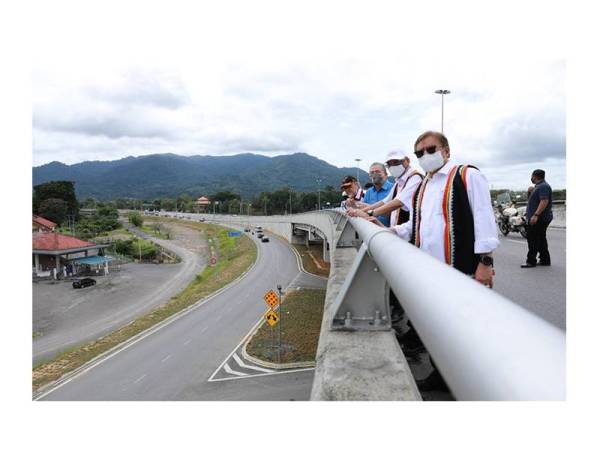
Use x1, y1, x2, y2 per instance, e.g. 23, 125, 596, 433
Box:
409, 165, 479, 275
390, 171, 424, 226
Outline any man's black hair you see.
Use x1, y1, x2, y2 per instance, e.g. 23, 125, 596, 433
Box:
532, 169, 545, 179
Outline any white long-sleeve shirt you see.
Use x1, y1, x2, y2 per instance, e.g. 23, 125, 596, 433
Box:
381, 167, 422, 226
394, 161, 499, 263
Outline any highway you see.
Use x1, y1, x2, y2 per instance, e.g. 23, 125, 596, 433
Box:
36, 226, 321, 400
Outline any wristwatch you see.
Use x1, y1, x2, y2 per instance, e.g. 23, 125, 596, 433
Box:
479, 255, 494, 267
367, 209, 374, 217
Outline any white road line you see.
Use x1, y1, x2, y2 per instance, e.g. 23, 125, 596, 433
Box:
199, 326, 208, 334
209, 367, 315, 383
233, 353, 275, 373
134, 374, 147, 384
161, 355, 172, 363
223, 362, 248, 377
183, 339, 191, 346
507, 239, 527, 245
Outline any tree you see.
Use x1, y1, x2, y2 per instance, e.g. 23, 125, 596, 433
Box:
33, 181, 79, 219
38, 198, 69, 225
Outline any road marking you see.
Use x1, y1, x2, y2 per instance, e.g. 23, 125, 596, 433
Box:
223, 362, 248, 377
183, 339, 191, 346
134, 374, 147, 384
507, 239, 526, 245
199, 326, 208, 334
161, 355, 172, 363
233, 353, 275, 373
209, 367, 315, 383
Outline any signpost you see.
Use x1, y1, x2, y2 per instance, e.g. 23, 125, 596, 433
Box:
264, 310, 279, 327
263, 288, 284, 363
227, 231, 242, 237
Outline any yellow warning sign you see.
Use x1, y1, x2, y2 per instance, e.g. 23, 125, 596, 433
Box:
264, 309, 280, 327
263, 290, 279, 309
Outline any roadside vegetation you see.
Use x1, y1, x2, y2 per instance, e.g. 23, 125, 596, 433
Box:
245, 288, 326, 364
140, 222, 171, 240
292, 244, 330, 277
32, 219, 257, 392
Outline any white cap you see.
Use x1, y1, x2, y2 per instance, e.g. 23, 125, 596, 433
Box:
386, 150, 407, 162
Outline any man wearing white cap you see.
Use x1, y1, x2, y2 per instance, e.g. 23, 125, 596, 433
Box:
347, 150, 423, 226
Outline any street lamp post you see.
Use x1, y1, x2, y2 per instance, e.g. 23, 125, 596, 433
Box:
354, 158, 362, 184
434, 89, 451, 134
316, 177, 322, 210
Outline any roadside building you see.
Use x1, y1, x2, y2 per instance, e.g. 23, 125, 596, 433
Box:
196, 196, 210, 213
32, 232, 109, 278
32, 215, 57, 233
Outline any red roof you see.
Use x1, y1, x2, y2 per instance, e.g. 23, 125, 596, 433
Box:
33, 232, 98, 251
33, 215, 57, 229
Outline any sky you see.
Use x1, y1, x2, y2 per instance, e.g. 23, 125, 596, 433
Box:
30, 1, 566, 191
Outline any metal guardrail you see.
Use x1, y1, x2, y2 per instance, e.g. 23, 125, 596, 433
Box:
333, 214, 565, 400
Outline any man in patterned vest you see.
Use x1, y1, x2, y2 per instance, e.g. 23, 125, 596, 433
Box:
391, 131, 500, 393
394, 131, 499, 286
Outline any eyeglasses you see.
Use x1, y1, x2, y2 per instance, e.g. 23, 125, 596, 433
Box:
385, 160, 402, 167
414, 145, 439, 158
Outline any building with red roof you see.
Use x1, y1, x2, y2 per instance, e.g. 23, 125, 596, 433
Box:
32, 232, 109, 277
32, 215, 57, 232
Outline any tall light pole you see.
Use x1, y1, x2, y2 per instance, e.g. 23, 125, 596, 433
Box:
434, 89, 451, 134
354, 158, 362, 184
316, 177, 322, 210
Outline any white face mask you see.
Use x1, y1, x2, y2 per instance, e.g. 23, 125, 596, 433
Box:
388, 165, 407, 178
418, 151, 445, 173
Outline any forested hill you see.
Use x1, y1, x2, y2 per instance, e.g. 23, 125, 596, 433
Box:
33, 152, 369, 200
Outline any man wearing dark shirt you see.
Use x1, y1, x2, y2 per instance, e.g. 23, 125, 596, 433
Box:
522, 169, 553, 268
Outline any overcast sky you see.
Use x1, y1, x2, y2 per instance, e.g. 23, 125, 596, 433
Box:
31, 4, 565, 190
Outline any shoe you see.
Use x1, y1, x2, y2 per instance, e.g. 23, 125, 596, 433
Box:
416, 369, 450, 392
520, 263, 536, 268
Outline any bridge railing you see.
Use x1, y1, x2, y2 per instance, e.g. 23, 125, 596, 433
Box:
328, 213, 565, 400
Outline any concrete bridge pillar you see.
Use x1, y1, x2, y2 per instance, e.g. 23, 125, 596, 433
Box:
323, 239, 330, 262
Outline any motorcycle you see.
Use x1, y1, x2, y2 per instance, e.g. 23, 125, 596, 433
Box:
494, 192, 528, 238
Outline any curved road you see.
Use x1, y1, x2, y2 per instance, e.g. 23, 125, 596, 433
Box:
36, 225, 318, 400
33, 222, 205, 365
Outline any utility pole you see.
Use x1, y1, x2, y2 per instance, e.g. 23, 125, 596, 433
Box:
316, 177, 322, 210
354, 158, 362, 185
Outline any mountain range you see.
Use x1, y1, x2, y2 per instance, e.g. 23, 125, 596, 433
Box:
32, 152, 369, 200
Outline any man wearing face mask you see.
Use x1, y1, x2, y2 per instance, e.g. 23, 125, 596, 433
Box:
521, 169, 553, 268
362, 162, 394, 226
394, 131, 499, 287
347, 150, 423, 226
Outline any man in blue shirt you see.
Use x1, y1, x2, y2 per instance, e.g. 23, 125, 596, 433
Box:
521, 169, 553, 268
363, 162, 394, 226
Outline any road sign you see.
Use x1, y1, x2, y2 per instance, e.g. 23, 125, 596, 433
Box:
227, 231, 242, 237
263, 290, 279, 308
265, 309, 279, 327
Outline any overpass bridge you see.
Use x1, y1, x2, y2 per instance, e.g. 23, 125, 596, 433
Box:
163, 209, 566, 401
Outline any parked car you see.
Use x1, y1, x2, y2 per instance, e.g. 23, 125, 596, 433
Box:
261, 237, 270, 242
257, 233, 264, 239
72, 278, 97, 289
244, 228, 250, 232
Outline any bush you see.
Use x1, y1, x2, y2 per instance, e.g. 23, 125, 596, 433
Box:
128, 212, 143, 227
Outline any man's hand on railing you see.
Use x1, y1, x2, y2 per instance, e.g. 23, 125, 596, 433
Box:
365, 216, 385, 227
346, 208, 369, 219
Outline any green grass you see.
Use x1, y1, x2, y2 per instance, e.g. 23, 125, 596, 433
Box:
32, 219, 257, 392
245, 288, 326, 364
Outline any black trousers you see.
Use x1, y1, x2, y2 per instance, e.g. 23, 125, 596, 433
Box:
526, 220, 551, 265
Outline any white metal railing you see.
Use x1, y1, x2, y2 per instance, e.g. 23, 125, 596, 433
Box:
340, 215, 565, 400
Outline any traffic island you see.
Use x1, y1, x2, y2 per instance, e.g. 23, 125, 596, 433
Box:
244, 288, 326, 368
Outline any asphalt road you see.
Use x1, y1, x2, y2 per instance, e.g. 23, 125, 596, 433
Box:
33, 224, 205, 365
37, 226, 314, 400
493, 228, 566, 330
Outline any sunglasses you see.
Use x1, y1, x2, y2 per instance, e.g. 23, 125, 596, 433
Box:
385, 160, 402, 167
414, 145, 440, 158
